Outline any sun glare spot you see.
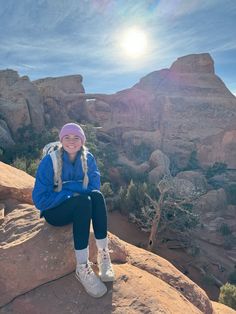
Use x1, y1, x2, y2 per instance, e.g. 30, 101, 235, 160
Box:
121, 28, 148, 58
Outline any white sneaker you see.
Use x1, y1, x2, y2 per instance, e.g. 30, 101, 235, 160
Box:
97, 248, 115, 282
75, 261, 107, 298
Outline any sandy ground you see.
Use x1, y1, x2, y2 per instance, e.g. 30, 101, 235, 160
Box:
108, 211, 149, 248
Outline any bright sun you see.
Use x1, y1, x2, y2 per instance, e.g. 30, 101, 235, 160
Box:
121, 28, 147, 58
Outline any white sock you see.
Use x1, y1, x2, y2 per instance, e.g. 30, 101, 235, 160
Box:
96, 237, 108, 250
75, 247, 88, 265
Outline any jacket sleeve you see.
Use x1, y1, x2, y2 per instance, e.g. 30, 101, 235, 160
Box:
32, 155, 73, 212
87, 152, 101, 191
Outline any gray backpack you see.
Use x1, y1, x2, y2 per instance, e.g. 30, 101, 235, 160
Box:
42, 141, 62, 191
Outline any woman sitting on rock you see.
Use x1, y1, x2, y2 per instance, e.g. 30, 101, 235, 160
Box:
32, 122, 115, 298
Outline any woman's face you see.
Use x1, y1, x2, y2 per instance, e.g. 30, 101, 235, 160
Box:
61, 134, 82, 159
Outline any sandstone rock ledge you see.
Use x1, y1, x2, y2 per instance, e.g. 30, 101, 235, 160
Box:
0, 204, 234, 314
0, 161, 235, 314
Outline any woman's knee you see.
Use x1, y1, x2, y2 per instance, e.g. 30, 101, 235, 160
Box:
90, 190, 104, 201
72, 194, 92, 216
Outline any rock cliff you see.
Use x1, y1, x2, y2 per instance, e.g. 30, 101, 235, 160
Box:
0, 53, 236, 168
33, 74, 86, 127
86, 53, 236, 169
0, 162, 235, 314
1, 54, 236, 171
0, 69, 44, 141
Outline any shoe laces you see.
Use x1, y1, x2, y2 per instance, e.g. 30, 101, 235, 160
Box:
98, 249, 113, 267
78, 261, 94, 281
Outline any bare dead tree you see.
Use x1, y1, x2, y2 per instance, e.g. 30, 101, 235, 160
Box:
146, 192, 164, 251
146, 174, 200, 252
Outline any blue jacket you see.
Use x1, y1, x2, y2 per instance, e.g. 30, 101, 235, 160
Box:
32, 150, 100, 214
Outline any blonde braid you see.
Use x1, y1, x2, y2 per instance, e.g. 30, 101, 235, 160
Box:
81, 146, 89, 189
55, 147, 63, 192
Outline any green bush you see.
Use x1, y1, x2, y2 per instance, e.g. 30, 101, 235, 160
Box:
161, 200, 199, 232
120, 165, 148, 184
219, 223, 232, 236
127, 142, 153, 163
11, 157, 40, 177
228, 271, 236, 285
100, 182, 114, 198
82, 124, 118, 182
205, 162, 227, 179
114, 180, 157, 215
223, 234, 236, 250
0, 125, 58, 165
226, 183, 236, 205
126, 180, 149, 213
12, 157, 27, 172
202, 273, 215, 287
185, 150, 200, 170
219, 283, 236, 310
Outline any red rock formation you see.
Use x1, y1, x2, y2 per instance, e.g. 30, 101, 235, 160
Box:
33, 75, 87, 127
0, 69, 45, 137
0, 161, 34, 204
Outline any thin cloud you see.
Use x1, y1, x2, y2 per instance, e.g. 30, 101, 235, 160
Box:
0, 0, 235, 94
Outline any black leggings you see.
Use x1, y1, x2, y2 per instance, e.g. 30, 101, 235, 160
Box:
43, 190, 107, 250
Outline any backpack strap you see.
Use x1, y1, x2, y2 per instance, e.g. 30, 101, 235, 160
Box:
50, 150, 60, 190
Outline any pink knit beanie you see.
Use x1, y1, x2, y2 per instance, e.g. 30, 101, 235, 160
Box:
59, 123, 86, 144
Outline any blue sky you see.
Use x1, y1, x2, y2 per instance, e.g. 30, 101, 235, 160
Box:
0, 0, 235, 94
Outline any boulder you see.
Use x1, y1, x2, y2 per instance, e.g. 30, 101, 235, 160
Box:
198, 129, 236, 168
176, 170, 208, 194
0, 120, 15, 148
194, 188, 227, 214
33, 75, 86, 127
1, 264, 208, 314
0, 161, 34, 204
212, 301, 236, 314
0, 70, 45, 136
148, 149, 170, 184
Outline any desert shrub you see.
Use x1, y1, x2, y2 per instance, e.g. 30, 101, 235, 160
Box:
219, 223, 232, 236
12, 157, 27, 172
126, 180, 145, 213
82, 124, 118, 182
187, 245, 200, 257
219, 283, 236, 310
228, 271, 236, 285
100, 182, 114, 198
226, 183, 236, 205
202, 274, 216, 287
161, 198, 199, 233
205, 162, 227, 179
120, 165, 148, 184
27, 159, 40, 176
0, 125, 58, 167
113, 186, 127, 211
11, 157, 40, 177
223, 234, 236, 250
185, 150, 200, 170
114, 180, 157, 215
127, 142, 153, 163
169, 155, 181, 176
